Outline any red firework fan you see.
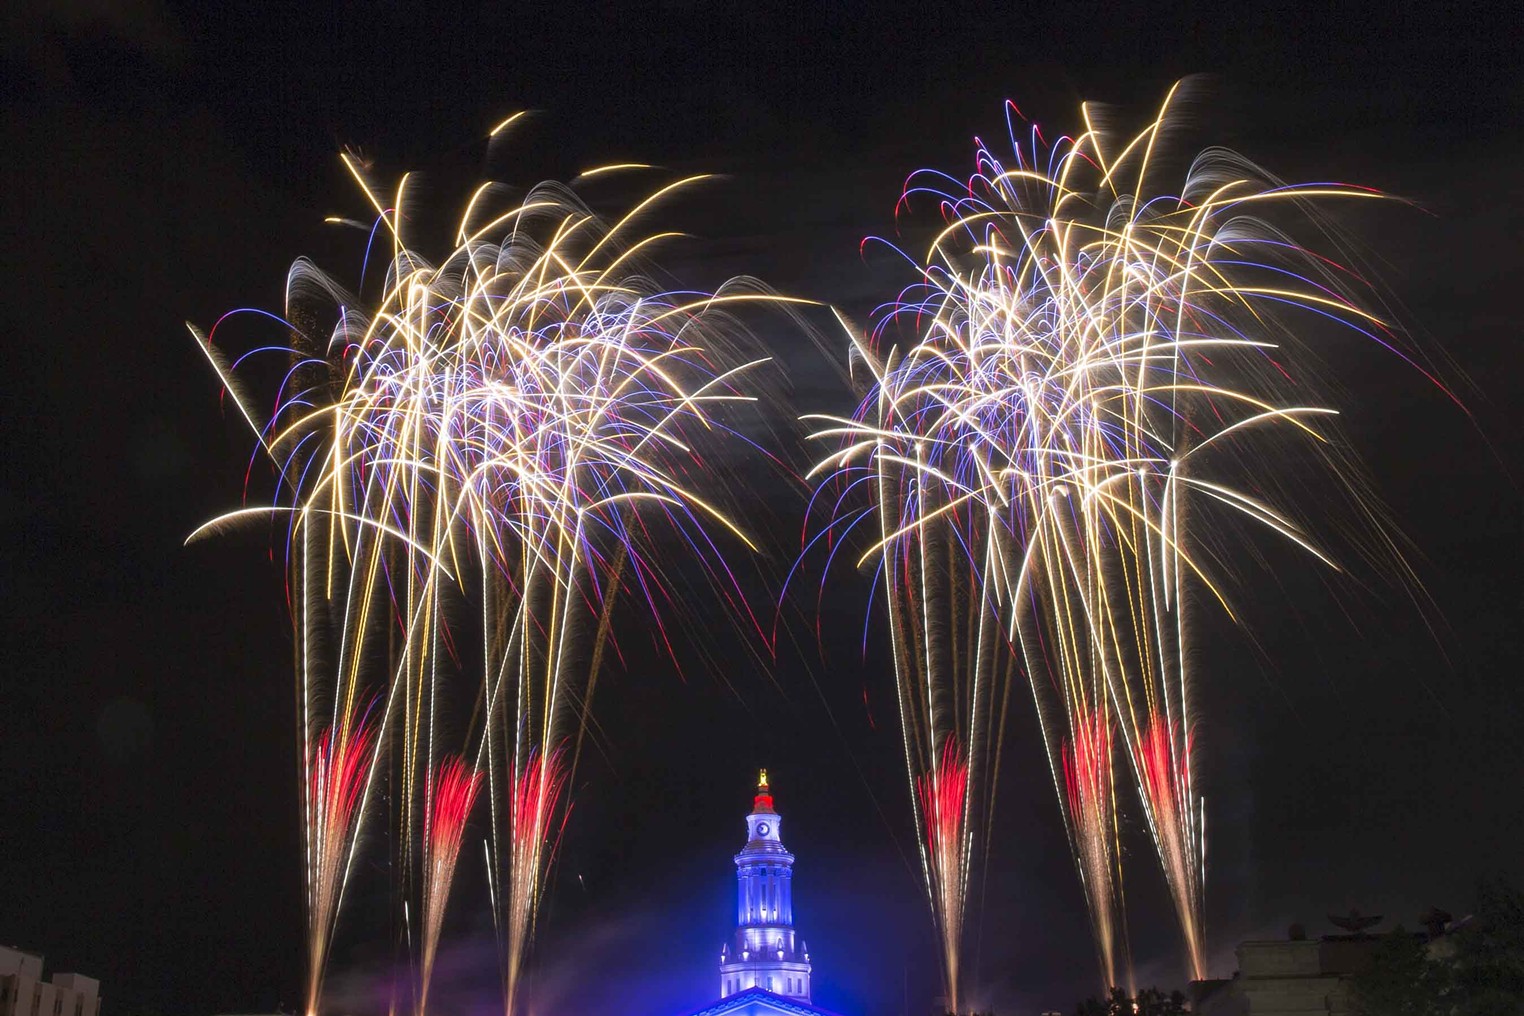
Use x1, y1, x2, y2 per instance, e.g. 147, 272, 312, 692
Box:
306, 710, 379, 1016
1132, 711, 1204, 979
499, 744, 572, 1014
1060, 705, 1121, 987
420, 756, 483, 1012
917, 739, 970, 1009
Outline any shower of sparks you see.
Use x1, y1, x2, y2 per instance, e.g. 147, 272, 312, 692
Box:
193, 130, 796, 1013
807, 79, 1436, 990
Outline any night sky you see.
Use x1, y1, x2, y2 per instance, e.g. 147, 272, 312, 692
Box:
3, 3, 1521, 1015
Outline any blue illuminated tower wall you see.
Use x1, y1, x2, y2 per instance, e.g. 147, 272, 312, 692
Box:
718, 771, 812, 1001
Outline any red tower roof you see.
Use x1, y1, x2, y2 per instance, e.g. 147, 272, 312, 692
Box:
752, 768, 775, 813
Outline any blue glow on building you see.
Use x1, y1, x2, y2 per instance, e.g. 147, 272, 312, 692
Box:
674, 772, 848, 1016
680, 986, 847, 1016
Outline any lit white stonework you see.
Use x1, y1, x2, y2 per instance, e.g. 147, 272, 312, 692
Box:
718, 771, 813, 1002
0, 946, 101, 1016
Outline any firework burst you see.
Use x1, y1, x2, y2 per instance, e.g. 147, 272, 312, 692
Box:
193, 131, 794, 1013
809, 79, 1425, 989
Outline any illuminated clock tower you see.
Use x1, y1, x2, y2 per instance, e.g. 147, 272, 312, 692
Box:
718, 771, 813, 1002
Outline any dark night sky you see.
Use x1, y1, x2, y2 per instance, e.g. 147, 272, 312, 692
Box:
2, 2, 1521, 1015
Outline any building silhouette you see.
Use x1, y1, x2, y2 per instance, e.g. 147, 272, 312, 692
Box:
1192, 912, 1459, 1016
0, 946, 101, 1016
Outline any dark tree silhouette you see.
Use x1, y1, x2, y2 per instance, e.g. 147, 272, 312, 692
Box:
1348, 879, 1524, 1016
1350, 926, 1448, 1016
1450, 878, 1524, 1016
1075, 986, 1187, 1016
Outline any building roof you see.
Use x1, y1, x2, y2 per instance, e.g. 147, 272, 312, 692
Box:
678, 987, 846, 1016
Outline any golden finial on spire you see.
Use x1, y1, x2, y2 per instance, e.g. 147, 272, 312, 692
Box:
758, 768, 769, 791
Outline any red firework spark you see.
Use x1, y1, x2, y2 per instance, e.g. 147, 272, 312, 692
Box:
1134, 711, 1183, 824
918, 739, 969, 866
916, 739, 970, 1010
1062, 706, 1112, 824
429, 756, 483, 869
510, 745, 571, 856
310, 717, 377, 858
420, 756, 483, 1012
306, 712, 378, 1016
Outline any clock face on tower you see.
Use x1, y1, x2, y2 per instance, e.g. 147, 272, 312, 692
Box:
756, 822, 770, 837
